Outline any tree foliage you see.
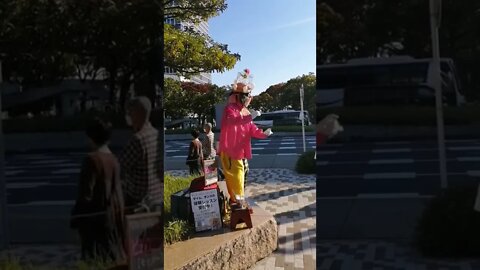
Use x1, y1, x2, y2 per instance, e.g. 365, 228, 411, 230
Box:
163, 0, 240, 78
0, 0, 162, 109
164, 78, 226, 124
164, 0, 227, 23
250, 73, 316, 121
164, 24, 239, 76
317, 0, 480, 100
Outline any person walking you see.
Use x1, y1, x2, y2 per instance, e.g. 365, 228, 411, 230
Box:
186, 129, 204, 175
120, 96, 163, 211
70, 117, 126, 263
201, 123, 216, 160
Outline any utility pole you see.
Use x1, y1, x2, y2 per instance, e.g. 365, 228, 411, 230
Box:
430, 0, 448, 189
0, 60, 9, 249
300, 84, 306, 152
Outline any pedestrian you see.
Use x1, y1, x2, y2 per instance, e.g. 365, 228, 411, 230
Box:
70, 117, 126, 263
201, 123, 216, 160
218, 69, 273, 207
186, 129, 204, 175
120, 96, 163, 212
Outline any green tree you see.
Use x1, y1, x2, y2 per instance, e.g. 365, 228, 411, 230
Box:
164, 78, 190, 119
0, 0, 162, 109
181, 82, 225, 126
318, 0, 480, 100
163, 0, 240, 78
164, 24, 239, 77
164, 0, 227, 23
252, 73, 316, 121
250, 92, 274, 112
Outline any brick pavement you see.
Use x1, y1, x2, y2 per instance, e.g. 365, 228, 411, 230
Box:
167, 168, 317, 270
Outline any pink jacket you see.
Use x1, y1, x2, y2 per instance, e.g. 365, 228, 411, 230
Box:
218, 103, 267, 160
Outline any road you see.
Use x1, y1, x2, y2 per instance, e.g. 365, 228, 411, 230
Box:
7, 136, 480, 203
317, 139, 480, 198
4, 136, 315, 205
166, 136, 316, 157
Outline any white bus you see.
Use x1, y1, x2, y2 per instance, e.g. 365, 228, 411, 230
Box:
317, 56, 466, 107
253, 110, 312, 128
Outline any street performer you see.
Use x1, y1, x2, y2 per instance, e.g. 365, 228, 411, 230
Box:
217, 69, 272, 207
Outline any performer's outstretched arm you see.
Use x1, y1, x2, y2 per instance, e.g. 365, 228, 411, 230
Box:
248, 122, 268, 139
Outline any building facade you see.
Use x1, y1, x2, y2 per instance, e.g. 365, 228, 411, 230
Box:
164, 18, 212, 84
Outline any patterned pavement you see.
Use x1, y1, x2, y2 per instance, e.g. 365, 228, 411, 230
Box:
316, 241, 480, 270
167, 168, 317, 270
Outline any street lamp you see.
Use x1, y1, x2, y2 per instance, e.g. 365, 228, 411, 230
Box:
429, 0, 448, 189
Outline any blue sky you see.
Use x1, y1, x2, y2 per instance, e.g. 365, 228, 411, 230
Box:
209, 0, 316, 95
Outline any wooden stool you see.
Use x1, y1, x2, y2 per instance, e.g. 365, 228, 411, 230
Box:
230, 208, 252, 230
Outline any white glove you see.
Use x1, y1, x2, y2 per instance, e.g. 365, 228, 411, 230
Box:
317, 114, 343, 138
249, 109, 261, 119
264, 128, 273, 136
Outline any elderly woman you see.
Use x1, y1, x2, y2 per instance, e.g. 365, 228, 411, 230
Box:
70, 117, 126, 263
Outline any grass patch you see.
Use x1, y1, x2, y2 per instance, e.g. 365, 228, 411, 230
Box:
295, 150, 316, 174
317, 105, 480, 126
164, 174, 195, 245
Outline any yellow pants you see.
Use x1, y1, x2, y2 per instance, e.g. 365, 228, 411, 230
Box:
220, 153, 245, 201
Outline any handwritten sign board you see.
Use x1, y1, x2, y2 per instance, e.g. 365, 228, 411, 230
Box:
190, 189, 222, 232
126, 212, 163, 270
203, 159, 218, 186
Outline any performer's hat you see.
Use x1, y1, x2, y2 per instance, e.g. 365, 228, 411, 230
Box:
229, 68, 254, 95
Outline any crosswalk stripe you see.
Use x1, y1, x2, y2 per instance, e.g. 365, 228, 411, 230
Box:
449, 146, 480, 151
374, 141, 410, 145
363, 172, 416, 179
372, 148, 411, 153
7, 182, 48, 189
317, 151, 337, 155
30, 159, 70, 165
368, 159, 414, 164
52, 168, 81, 174
457, 157, 480, 162
356, 193, 425, 199
279, 147, 296, 150
467, 171, 480, 177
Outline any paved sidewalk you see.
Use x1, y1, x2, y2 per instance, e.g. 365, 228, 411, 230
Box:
167, 168, 317, 270
316, 240, 480, 270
